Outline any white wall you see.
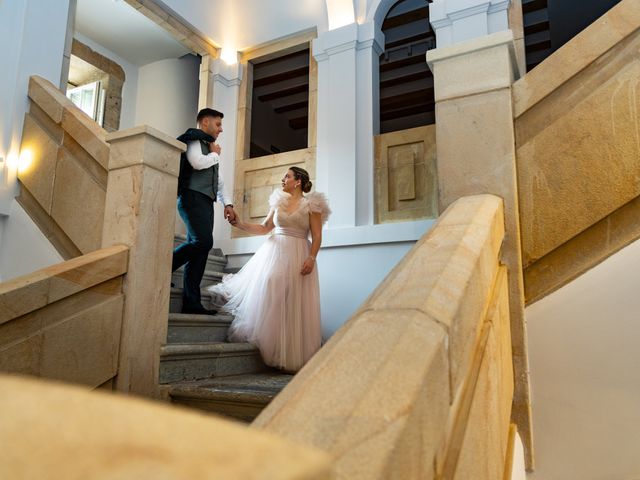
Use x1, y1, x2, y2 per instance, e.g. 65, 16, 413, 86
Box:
226, 238, 420, 337
0, 201, 63, 282
72, 32, 140, 130
135, 56, 200, 138
526, 238, 640, 480
0, 0, 71, 213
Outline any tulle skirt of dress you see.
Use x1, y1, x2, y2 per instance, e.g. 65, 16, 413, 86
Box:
211, 233, 322, 372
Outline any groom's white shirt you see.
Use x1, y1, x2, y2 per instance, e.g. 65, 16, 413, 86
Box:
185, 140, 232, 206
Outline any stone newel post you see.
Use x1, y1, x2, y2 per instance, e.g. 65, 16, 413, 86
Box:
427, 29, 534, 468
102, 125, 185, 397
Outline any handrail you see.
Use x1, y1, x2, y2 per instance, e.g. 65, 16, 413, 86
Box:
513, 0, 640, 303
0, 245, 129, 388
0, 245, 128, 323
254, 194, 514, 479
27, 76, 110, 168
513, 0, 640, 118
18, 76, 112, 257
0, 373, 331, 479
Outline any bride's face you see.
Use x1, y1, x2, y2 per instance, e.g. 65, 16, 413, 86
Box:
281, 170, 299, 193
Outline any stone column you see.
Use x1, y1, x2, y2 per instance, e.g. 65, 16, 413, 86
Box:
427, 30, 534, 468
198, 55, 216, 111
314, 23, 382, 227
201, 57, 242, 244
102, 125, 185, 398
355, 21, 384, 226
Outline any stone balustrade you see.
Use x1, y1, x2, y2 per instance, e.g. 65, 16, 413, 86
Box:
513, 0, 640, 303
0, 245, 128, 388
12, 76, 186, 397
253, 194, 514, 479
0, 373, 331, 479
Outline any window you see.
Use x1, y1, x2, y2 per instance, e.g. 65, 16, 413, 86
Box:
66, 80, 105, 126
249, 48, 310, 158
379, 0, 436, 134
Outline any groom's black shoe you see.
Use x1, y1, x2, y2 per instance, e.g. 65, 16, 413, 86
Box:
181, 304, 218, 316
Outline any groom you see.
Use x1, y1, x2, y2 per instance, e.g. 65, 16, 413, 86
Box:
172, 108, 236, 315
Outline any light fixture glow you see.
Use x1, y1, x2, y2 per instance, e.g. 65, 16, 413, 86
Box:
220, 48, 238, 65
17, 149, 33, 174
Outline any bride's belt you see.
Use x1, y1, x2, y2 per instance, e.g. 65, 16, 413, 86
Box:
273, 227, 308, 239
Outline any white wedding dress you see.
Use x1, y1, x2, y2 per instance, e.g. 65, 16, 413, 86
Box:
209, 189, 331, 372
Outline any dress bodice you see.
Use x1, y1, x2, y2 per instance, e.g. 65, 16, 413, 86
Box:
267, 190, 331, 237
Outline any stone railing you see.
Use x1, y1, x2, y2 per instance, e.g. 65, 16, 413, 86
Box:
0, 373, 331, 479
18, 76, 112, 258
513, 0, 640, 303
254, 194, 515, 479
7, 75, 186, 397
0, 246, 128, 388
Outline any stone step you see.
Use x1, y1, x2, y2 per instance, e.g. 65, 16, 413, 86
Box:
170, 287, 220, 313
159, 342, 266, 383
168, 372, 294, 422
167, 313, 234, 344
172, 268, 223, 289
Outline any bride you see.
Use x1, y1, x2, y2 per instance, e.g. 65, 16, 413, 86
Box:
209, 166, 330, 372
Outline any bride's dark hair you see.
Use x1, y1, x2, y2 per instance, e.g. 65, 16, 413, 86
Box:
290, 166, 312, 193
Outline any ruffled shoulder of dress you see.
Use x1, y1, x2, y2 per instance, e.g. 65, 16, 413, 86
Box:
305, 191, 332, 224
268, 189, 290, 209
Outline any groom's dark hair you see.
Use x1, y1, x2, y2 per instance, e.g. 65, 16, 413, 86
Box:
197, 108, 224, 122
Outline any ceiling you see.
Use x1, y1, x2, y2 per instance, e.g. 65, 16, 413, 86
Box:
74, 0, 191, 66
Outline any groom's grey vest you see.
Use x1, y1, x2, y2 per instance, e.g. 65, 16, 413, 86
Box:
186, 140, 219, 200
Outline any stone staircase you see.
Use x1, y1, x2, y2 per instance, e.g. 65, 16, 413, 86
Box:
163, 238, 294, 422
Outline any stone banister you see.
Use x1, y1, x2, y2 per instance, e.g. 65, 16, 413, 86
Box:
254, 194, 515, 479
18, 76, 111, 257
0, 246, 128, 388
0, 374, 331, 479
513, 0, 640, 303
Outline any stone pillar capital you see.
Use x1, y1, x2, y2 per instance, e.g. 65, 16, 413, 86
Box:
356, 21, 385, 55
313, 23, 359, 62
427, 30, 517, 101
208, 58, 242, 87
429, 0, 511, 47
105, 125, 185, 177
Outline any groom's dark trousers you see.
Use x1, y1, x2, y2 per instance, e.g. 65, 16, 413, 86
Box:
172, 189, 214, 311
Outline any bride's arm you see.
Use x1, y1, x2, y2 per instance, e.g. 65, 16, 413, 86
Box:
301, 212, 322, 275
233, 208, 275, 235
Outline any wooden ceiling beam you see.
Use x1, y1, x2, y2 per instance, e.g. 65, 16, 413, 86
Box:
274, 101, 309, 114
253, 67, 309, 88
258, 84, 309, 102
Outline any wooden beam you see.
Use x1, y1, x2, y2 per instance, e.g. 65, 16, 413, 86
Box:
380, 102, 435, 122
288, 116, 309, 130
382, 6, 429, 30
380, 69, 432, 90
380, 54, 425, 72
258, 84, 309, 102
385, 31, 434, 50
380, 88, 434, 111
254, 67, 309, 88
522, 0, 547, 14
274, 101, 309, 114
252, 49, 309, 69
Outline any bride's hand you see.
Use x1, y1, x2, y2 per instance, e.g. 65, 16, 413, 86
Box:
300, 256, 315, 275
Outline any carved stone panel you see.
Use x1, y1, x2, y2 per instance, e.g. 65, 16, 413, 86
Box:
375, 125, 438, 223
233, 148, 316, 237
